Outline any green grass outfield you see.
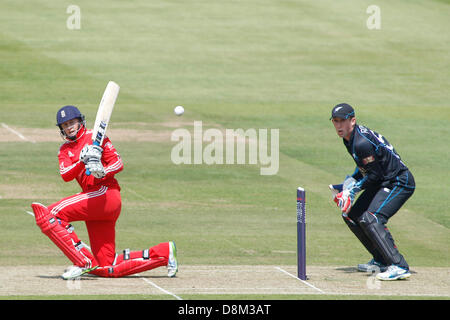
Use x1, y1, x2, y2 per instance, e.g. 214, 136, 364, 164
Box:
0, 0, 449, 300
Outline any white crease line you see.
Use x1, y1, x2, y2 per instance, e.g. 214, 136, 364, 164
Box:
1, 123, 36, 143
125, 187, 148, 201
275, 267, 325, 294
142, 278, 183, 300
224, 239, 255, 255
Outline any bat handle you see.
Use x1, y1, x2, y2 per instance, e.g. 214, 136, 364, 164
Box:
85, 140, 101, 176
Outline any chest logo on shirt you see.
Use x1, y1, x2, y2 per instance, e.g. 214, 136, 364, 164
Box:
68, 151, 75, 157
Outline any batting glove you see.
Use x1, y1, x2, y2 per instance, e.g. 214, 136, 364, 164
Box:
80, 145, 103, 164
85, 159, 105, 179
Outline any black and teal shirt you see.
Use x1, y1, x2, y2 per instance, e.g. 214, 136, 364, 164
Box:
344, 124, 410, 190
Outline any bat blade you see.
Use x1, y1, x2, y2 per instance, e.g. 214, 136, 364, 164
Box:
92, 81, 120, 146
86, 81, 120, 176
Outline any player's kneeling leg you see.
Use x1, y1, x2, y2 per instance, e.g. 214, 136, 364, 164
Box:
90, 243, 170, 278
32, 202, 95, 268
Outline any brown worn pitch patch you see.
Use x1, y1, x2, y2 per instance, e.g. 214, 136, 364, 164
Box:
0, 125, 173, 143
0, 183, 61, 200
0, 265, 448, 298
0, 123, 251, 144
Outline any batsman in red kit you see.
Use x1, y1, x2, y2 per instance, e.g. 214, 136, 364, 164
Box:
31, 105, 178, 280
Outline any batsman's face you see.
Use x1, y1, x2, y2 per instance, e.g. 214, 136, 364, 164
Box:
61, 118, 81, 137
332, 117, 356, 141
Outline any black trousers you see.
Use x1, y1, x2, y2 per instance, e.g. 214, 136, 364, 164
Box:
346, 170, 415, 267
349, 170, 415, 224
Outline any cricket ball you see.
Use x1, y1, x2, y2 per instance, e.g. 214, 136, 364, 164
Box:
174, 105, 184, 116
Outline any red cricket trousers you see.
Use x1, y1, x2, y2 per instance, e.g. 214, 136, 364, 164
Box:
47, 185, 169, 277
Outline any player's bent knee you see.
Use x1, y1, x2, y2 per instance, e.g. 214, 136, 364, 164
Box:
357, 210, 378, 228
31, 202, 95, 268
357, 211, 404, 266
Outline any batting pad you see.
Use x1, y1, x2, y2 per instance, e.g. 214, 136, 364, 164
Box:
32, 202, 95, 268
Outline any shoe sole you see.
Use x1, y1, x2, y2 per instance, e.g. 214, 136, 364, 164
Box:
168, 241, 178, 278
376, 272, 411, 281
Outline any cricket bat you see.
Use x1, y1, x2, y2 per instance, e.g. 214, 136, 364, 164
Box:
86, 81, 120, 175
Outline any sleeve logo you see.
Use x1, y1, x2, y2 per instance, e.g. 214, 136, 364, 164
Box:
362, 155, 375, 165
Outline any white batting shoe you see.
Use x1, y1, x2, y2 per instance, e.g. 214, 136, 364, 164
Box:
167, 241, 178, 278
376, 265, 410, 281
62, 265, 98, 280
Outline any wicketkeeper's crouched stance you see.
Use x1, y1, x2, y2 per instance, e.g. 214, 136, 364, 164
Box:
329, 103, 415, 281
31, 105, 178, 280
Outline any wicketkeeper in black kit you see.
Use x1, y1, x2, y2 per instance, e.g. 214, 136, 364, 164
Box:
329, 103, 415, 280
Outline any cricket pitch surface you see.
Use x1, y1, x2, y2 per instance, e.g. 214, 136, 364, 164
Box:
1, 265, 449, 299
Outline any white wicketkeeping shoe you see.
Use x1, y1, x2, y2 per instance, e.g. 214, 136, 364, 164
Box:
61, 265, 98, 280
375, 265, 411, 281
167, 241, 178, 278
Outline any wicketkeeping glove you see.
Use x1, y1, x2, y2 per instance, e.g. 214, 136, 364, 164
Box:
332, 176, 362, 214
80, 144, 103, 164
334, 189, 353, 214
85, 159, 105, 179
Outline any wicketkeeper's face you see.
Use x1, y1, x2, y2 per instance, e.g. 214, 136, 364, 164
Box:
331, 117, 356, 141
